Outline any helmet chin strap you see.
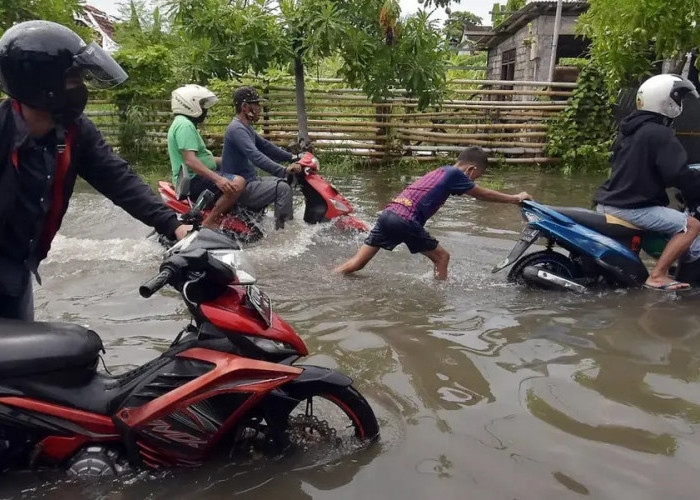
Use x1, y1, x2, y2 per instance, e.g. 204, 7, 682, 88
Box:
52, 118, 66, 153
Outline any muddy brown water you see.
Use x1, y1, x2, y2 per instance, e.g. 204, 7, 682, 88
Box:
3, 169, 700, 499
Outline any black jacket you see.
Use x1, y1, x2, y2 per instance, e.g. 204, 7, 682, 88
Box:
594, 111, 700, 208
0, 98, 180, 295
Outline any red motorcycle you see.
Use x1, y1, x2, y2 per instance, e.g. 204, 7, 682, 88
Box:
0, 229, 379, 477
158, 153, 368, 245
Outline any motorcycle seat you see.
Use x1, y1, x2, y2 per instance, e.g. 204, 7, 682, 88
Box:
548, 206, 644, 239
0, 319, 104, 377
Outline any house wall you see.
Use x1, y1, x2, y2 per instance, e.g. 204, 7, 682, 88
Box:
532, 14, 579, 81
486, 13, 581, 99
486, 26, 532, 83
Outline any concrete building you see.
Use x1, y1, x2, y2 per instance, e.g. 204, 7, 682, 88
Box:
469, 0, 588, 85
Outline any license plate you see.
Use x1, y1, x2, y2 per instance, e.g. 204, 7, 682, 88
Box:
247, 285, 272, 327
521, 226, 540, 242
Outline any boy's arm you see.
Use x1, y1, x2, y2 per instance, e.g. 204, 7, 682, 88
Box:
467, 185, 532, 203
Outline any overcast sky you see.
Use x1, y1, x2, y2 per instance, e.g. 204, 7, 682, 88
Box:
87, 0, 493, 28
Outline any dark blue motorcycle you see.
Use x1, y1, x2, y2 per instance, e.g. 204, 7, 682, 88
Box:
492, 200, 700, 292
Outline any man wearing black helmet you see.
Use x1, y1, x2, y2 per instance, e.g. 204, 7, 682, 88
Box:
221, 86, 302, 230
0, 21, 190, 321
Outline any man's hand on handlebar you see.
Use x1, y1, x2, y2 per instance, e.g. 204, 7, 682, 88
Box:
174, 224, 193, 240
286, 163, 303, 175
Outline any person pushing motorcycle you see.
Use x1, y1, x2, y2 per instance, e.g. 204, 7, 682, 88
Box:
594, 74, 700, 291
0, 21, 191, 321
334, 147, 532, 280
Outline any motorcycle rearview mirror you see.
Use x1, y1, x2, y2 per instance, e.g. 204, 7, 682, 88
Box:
181, 189, 216, 228
194, 190, 215, 212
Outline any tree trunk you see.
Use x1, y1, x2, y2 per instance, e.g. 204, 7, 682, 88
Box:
294, 56, 310, 151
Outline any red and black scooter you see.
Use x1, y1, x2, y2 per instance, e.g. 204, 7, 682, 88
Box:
158, 152, 368, 245
0, 227, 379, 477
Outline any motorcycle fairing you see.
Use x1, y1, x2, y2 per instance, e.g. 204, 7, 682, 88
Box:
200, 287, 308, 356
500, 201, 649, 285
115, 348, 302, 467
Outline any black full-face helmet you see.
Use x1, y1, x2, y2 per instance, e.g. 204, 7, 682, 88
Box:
0, 20, 128, 115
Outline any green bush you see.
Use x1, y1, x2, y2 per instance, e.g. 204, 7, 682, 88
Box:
546, 62, 615, 172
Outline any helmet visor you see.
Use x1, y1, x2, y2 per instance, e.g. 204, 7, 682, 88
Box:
201, 95, 219, 109
73, 42, 128, 89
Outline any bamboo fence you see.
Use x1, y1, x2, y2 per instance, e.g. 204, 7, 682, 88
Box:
87, 77, 576, 165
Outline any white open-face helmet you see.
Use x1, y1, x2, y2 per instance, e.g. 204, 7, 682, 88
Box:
171, 84, 218, 118
636, 74, 699, 119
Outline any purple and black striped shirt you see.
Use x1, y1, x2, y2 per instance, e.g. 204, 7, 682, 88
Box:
384, 166, 475, 226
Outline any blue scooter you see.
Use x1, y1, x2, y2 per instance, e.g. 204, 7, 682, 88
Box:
491, 200, 700, 293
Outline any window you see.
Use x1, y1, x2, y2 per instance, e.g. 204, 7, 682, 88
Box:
500, 49, 516, 81
498, 48, 516, 100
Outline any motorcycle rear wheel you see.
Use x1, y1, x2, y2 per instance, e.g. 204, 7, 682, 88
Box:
508, 250, 581, 289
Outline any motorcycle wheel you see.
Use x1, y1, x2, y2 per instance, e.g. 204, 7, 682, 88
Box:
508, 250, 580, 288
284, 385, 379, 446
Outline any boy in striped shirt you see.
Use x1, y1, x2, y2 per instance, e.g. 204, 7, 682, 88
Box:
334, 147, 531, 280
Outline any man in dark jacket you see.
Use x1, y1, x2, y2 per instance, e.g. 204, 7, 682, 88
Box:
594, 74, 700, 291
0, 21, 190, 321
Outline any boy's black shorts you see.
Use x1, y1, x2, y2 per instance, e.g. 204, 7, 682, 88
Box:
364, 210, 439, 254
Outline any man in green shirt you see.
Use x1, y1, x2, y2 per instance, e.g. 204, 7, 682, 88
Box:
168, 84, 245, 229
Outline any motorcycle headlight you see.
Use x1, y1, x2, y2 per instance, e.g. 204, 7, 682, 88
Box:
330, 199, 350, 213
210, 250, 257, 284
244, 335, 297, 354
523, 211, 541, 223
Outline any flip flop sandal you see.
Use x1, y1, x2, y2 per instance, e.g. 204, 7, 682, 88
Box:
643, 280, 692, 292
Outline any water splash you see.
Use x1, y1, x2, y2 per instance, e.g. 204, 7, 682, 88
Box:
44, 234, 163, 264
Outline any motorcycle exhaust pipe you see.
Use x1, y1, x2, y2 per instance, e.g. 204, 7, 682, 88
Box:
522, 266, 587, 294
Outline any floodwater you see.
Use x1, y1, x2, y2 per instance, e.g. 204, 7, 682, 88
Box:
4, 168, 700, 499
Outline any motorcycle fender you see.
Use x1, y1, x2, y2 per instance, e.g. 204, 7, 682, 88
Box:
492, 227, 541, 273
279, 365, 353, 399
260, 366, 354, 431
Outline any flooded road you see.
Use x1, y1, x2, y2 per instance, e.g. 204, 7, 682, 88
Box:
5, 168, 700, 499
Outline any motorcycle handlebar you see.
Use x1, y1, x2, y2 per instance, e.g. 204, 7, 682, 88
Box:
139, 267, 175, 298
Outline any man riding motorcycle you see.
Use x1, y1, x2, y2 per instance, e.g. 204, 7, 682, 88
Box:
220, 86, 302, 230
594, 74, 700, 291
0, 21, 190, 321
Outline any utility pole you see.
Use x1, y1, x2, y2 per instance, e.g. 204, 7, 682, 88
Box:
547, 0, 564, 83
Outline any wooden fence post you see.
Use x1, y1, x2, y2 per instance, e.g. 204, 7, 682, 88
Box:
263, 79, 270, 139
375, 100, 392, 161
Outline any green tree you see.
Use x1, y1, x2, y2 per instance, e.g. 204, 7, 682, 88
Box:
164, 0, 449, 146
491, 0, 524, 27
578, 0, 700, 88
443, 11, 483, 47
0, 0, 92, 39
111, 0, 179, 102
